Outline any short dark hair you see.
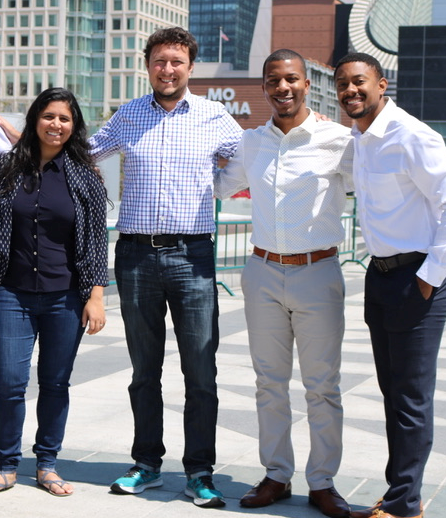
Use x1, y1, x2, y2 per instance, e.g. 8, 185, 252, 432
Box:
334, 52, 384, 80
262, 49, 307, 80
144, 26, 198, 64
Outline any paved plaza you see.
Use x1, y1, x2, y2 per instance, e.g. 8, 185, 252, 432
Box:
2, 263, 446, 517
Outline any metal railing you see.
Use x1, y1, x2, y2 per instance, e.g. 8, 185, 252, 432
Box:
106, 196, 368, 294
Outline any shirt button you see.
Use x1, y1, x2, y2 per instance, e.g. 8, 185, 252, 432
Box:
33, 251, 37, 255
33, 235, 37, 239
34, 218, 37, 223
33, 268, 37, 271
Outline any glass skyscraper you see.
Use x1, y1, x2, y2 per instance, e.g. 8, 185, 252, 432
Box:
189, 0, 260, 70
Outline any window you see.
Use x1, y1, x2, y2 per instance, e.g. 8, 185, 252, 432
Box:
112, 18, 121, 30
48, 14, 57, 26
91, 77, 104, 101
34, 73, 42, 95
8, 0, 16, 7
35, 14, 43, 27
128, 0, 136, 9
114, 0, 122, 9
20, 74, 28, 95
6, 15, 15, 28
35, 34, 43, 46
93, 19, 105, 32
34, 53, 42, 66
22, 0, 30, 6
6, 74, 14, 96
49, 34, 58, 46
20, 15, 28, 27
127, 17, 135, 30
7, 35, 15, 47
50, 0, 59, 5
19, 54, 28, 66
111, 76, 120, 98
125, 56, 134, 69
111, 56, 120, 68
112, 37, 121, 49
92, 39, 105, 51
36, 0, 44, 5
127, 36, 135, 49
48, 73, 56, 89
126, 75, 134, 98
47, 53, 56, 66
21, 35, 29, 46
92, 57, 104, 71
5, 54, 14, 66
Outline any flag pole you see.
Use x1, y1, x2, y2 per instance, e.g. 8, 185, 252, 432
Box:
219, 26, 222, 63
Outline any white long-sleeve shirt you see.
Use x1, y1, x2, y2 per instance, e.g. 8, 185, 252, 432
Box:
0, 128, 12, 154
214, 109, 354, 254
352, 98, 446, 287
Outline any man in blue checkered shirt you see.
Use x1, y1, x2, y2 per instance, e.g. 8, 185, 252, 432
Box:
89, 27, 243, 507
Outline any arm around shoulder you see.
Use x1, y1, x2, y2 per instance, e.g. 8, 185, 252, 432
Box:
0, 117, 21, 145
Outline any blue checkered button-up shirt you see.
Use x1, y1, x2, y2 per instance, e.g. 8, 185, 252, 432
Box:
89, 90, 244, 234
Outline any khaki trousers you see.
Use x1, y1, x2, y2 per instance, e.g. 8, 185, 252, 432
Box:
241, 253, 345, 489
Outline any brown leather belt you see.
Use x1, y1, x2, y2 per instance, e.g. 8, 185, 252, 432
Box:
253, 246, 337, 265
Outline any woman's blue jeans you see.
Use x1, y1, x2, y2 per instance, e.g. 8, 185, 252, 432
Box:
0, 287, 84, 472
115, 236, 219, 475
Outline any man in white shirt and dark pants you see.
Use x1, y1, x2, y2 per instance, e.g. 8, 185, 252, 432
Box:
215, 49, 353, 518
335, 52, 446, 518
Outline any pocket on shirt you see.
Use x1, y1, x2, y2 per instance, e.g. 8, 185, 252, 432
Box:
367, 171, 405, 212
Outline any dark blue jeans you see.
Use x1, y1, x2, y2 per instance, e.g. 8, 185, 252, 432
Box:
365, 260, 446, 517
0, 287, 84, 472
114, 236, 219, 475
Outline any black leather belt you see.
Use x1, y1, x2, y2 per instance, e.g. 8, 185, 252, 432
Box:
372, 252, 426, 273
119, 233, 211, 248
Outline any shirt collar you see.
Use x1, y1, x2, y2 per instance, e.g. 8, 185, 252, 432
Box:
267, 107, 315, 136
352, 96, 395, 139
43, 150, 65, 172
149, 88, 192, 113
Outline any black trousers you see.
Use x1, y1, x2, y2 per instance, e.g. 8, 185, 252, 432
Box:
364, 259, 446, 516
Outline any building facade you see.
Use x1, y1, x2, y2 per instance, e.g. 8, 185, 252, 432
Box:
397, 25, 446, 139
0, 0, 188, 132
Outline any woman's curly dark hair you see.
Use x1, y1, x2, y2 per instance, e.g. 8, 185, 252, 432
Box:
1, 87, 96, 193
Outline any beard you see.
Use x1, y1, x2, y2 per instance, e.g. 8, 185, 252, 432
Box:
345, 102, 375, 120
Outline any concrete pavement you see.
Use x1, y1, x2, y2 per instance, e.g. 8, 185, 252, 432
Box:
2, 263, 446, 518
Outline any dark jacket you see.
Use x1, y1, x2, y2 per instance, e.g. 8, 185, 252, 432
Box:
0, 152, 108, 302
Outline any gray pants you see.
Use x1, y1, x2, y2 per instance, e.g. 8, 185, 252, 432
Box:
241, 253, 345, 490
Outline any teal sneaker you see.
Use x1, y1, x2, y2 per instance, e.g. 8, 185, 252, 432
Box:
185, 475, 225, 508
110, 466, 163, 494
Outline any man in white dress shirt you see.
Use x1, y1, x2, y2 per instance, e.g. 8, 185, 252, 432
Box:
215, 49, 353, 518
335, 52, 446, 518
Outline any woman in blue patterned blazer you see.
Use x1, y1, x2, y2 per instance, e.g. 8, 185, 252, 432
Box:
0, 88, 108, 496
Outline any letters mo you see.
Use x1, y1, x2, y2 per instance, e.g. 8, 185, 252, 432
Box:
207, 88, 251, 116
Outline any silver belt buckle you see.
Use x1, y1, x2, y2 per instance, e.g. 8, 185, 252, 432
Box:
279, 254, 292, 265
150, 235, 163, 248
374, 258, 389, 273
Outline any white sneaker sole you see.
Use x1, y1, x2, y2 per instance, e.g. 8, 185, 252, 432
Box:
111, 477, 163, 494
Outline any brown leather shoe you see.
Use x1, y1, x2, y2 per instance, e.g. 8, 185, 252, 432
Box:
309, 486, 350, 518
351, 498, 424, 518
351, 511, 423, 518
239, 476, 292, 508
350, 499, 384, 518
